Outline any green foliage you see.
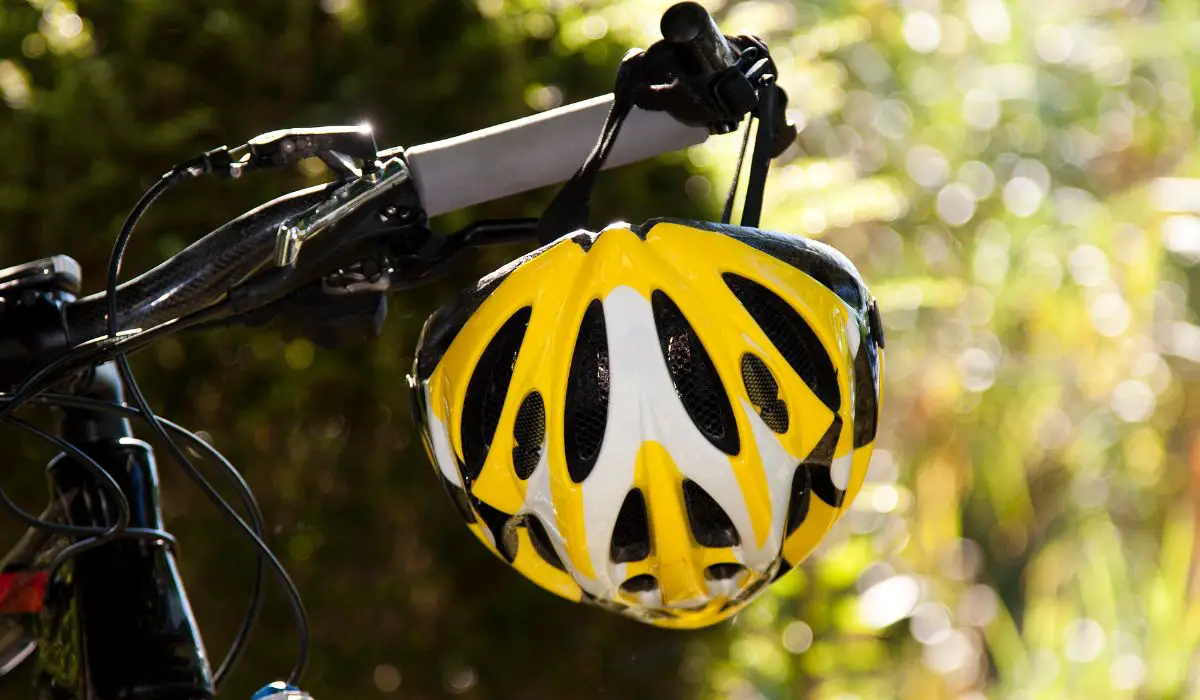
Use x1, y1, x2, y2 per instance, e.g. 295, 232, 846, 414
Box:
678, 0, 1200, 698
2, 0, 1200, 698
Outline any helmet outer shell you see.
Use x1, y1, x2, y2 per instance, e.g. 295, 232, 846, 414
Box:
410, 218, 884, 629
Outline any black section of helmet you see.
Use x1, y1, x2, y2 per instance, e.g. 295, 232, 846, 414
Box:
853, 301, 883, 448
461, 307, 531, 482
438, 473, 477, 526
651, 290, 740, 456
413, 245, 551, 381
512, 391, 546, 480
705, 563, 745, 581
564, 299, 611, 483
682, 479, 740, 548
611, 489, 651, 564
723, 273, 841, 412
740, 353, 789, 433
805, 416, 846, 508
621, 574, 659, 594
852, 341, 879, 448
474, 499, 518, 563
629, 218, 871, 312
784, 465, 811, 537
524, 514, 567, 571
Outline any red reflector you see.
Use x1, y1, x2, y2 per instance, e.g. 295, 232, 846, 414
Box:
0, 571, 48, 615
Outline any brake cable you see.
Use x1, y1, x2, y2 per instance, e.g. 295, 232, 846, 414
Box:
101, 158, 313, 686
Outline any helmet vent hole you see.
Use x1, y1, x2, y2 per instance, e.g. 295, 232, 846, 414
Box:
650, 291, 740, 456
704, 563, 746, 581
610, 489, 651, 564
512, 391, 545, 480
723, 273, 840, 412
461, 306, 532, 482
740, 354, 789, 433
524, 514, 566, 571
785, 465, 812, 536
682, 479, 740, 548
565, 299, 610, 483
620, 574, 659, 594
474, 500, 517, 562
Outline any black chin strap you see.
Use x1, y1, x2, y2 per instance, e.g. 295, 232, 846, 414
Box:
720, 112, 755, 226
718, 79, 781, 228
535, 36, 795, 245
534, 60, 640, 246
736, 80, 780, 229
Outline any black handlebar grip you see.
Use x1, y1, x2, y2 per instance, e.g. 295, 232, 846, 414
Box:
660, 2, 737, 76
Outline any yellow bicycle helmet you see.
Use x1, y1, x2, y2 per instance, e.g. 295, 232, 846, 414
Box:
409, 217, 884, 629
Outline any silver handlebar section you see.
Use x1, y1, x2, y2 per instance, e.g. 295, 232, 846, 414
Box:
274, 94, 710, 270
401, 94, 710, 217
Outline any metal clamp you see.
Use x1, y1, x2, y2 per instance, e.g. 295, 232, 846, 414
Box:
273, 156, 411, 268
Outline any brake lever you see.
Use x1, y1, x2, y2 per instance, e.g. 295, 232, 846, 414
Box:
224, 155, 422, 320
247, 124, 380, 177
182, 125, 381, 181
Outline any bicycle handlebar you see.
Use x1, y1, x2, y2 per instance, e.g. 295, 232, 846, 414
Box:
404, 94, 707, 217
661, 1, 738, 77
65, 184, 337, 342
64, 95, 709, 343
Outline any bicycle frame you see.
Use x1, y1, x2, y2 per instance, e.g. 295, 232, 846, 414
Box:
0, 260, 213, 700
36, 385, 211, 700
40, 361, 212, 700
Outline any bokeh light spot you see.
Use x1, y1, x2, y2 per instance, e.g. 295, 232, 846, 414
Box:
782, 621, 814, 654
859, 575, 920, 629
285, 339, 315, 370
1064, 618, 1106, 663
1002, 177, 1044, 217
937, 184, 976, 226
902, 12, 941, 54
1110, 654, 1146, 690
910, 602, 952, 645
373, 664, 402, 693
1111, 380, 1156, 422
1067, 245, 1109, 287
1089, 292, 1131, 337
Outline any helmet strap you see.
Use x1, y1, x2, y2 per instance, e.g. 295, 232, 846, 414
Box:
534, 58, 640, 246
730, 79, 782, 229
536, 37, 796, 245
